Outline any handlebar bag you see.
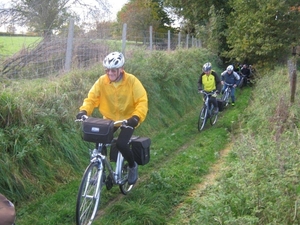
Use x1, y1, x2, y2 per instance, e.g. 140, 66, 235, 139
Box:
131, 137, 151, 165
82, 118, 114, 144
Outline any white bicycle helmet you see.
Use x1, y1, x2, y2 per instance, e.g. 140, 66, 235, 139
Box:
103, 52, 125, 69
202, 62, 212, 72
227, 65, 234, 72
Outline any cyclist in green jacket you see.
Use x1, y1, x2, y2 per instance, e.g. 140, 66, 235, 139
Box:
197, 62, 222, 113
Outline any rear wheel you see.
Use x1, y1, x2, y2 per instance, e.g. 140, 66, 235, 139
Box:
210, 104, 218, 125
76, 161, 103, 225
119, 153, 134, 195
198, 105, 208, 131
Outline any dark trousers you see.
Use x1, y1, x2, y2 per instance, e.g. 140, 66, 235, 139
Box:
115, 126, 135, 167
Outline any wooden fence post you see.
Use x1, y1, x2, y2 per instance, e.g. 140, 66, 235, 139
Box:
290, 69, 297, 103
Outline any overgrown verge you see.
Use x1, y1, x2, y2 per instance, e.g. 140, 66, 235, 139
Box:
15, 86, 251, 225
0, 48, 219, 203
169, 67, 300, 224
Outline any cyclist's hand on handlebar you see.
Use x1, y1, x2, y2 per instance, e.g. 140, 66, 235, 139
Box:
126, 115, 139, 127
212, 90, 219, 97
76, 110, 87, 119
198, 88, 203, 93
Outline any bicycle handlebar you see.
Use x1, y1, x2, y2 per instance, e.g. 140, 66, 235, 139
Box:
75, 116, 133, 129
198, 90, 218, 95
223, 82, 234, 86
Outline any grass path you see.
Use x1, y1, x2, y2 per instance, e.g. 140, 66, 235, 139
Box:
170, 143, 232, 224
15, 87, 251, 225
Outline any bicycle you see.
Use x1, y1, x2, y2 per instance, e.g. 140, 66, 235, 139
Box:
75, 116, 138, 225
221, 82, 234, 107
198, 90, 219, 131
238, 73, 253, 88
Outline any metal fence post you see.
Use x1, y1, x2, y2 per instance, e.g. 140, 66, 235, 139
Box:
168, 30, 171, 51
122, 23, 127, 56
64, 18, 74, 72
149, 26, 153, 51
178, 32, 181, 48
186, 34, 189, 49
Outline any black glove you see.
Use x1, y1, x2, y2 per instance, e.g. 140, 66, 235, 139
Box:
76, 110, 87, 119
126, 115, 140, 127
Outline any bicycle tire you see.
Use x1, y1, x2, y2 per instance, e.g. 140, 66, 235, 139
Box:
210, 104, 218, 125
198, 105, 208, 131
76, 161, 104, 225
118, 154, 134, 195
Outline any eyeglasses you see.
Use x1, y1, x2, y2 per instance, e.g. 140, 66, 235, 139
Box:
105, 68, 119, 73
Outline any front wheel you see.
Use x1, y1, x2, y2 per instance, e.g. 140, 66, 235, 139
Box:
221, 90, 229, 107
198, 105, 208, 131
76, 161, 104, 225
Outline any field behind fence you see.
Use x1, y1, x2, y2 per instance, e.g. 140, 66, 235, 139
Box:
0, 22, 201, 79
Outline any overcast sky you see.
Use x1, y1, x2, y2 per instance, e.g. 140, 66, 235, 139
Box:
109, 0, 128, 19
0, 0, 129, 33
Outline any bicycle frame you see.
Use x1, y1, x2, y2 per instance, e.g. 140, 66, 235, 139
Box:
75, 118, 134, 225
94, 145, 128, 186
198, 90, 218, 131
221, 82, 233, 106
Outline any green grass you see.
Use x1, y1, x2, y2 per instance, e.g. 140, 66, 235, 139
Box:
1, 48, 299, 224
0, 36, 41, 56
167, 68, 300, 225
12, 86, 251, 225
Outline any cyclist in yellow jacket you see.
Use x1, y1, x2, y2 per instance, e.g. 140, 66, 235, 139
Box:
76, 52, 148, 185
197, 62, 222, 113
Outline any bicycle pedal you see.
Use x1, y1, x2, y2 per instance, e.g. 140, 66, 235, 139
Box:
102, 173, 106, 184
105, 176, 113, 190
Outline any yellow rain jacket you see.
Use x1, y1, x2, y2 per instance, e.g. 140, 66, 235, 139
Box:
80, 71, 148, 124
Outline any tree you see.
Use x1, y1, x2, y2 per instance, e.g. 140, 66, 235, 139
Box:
224, 0, 300, 67
164, 0, 229, 35
164, 0, 230, 58
117, 0, 174, 42
6, 24, 17, 34
0, 0, 112, 37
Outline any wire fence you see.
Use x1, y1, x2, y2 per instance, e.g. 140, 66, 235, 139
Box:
0, 21, 201, 79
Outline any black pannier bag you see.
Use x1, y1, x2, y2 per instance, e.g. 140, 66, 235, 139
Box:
131, 137, 151, 165
82, 117, 114, 144
217, 99, 225, 112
